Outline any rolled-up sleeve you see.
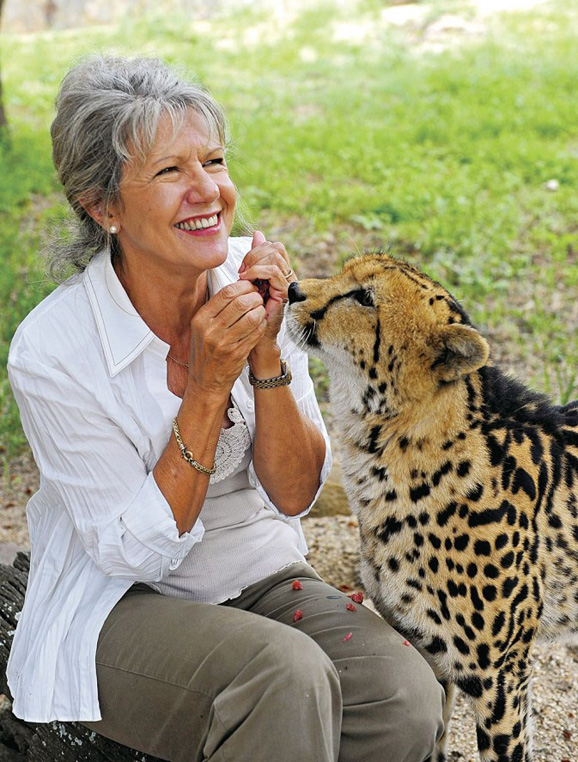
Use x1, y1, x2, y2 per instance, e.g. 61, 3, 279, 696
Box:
9, 351, 202, 581
247, 336, 333, 519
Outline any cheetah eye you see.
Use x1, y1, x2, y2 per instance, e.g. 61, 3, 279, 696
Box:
354, 289, 375, 307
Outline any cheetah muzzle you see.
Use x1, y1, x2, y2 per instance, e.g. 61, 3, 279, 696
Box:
286, 253, 578, 762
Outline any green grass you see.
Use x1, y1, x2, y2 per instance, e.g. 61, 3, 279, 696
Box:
1, 0, 578, 457
0, 128, 61, 457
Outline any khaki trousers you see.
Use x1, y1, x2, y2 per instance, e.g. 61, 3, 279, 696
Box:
83, 563, 443, 762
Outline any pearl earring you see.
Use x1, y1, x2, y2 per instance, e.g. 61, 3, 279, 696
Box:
109, 225, 119, 234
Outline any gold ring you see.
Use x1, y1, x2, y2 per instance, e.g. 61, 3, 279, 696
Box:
284, 268, 295, 281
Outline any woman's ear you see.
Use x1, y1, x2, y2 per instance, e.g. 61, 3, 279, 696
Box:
77, 196, 119, 233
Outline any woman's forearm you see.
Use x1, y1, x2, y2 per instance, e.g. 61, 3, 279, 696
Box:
154, 279, 271, 536
153, 385, 228, 535
250, 351, 326, 516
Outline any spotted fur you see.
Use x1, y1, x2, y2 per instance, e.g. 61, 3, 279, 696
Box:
286, 253, 578, 762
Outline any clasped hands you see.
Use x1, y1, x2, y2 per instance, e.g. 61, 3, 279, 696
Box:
187, 231, 297, 396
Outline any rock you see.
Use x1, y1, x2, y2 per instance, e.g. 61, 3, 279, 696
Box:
0, 547, 24, 569
309, 461, 350, 517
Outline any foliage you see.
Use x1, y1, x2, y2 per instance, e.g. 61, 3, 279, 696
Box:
1, 0, 578, 456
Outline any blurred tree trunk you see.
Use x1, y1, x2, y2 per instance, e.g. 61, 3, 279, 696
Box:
0, 0, 7, 132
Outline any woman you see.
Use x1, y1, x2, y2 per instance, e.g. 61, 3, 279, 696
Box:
7, 55, 443, 761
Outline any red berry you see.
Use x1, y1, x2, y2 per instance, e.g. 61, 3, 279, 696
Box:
403, 640, 411, 647
346, 602, 357, 612
293, 610, 303, 622
348, 592, 364, 604
253, 278, 270, 301
292, 580, 303, 591
343, 632, 353, 642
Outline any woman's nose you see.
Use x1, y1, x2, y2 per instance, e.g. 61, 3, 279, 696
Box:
185, 169, 220, 203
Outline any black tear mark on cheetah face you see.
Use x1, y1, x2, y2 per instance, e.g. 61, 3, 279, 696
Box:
286, 252, 578, 762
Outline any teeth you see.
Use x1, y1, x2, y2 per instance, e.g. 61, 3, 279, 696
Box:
176, 214, 219, 231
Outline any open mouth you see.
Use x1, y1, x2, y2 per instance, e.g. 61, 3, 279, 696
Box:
175, 212, 221, 233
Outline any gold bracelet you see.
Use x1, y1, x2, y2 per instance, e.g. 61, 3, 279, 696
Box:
248, 359, 292, 389
171, 418, 216, 475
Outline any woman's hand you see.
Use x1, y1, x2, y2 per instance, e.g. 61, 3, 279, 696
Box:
186, 279, 267, 399
238, 231, 296, 348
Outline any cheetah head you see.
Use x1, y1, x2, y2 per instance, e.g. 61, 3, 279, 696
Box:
286, 253, 489, 417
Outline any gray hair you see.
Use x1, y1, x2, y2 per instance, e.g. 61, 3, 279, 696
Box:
48, 54, 230, 279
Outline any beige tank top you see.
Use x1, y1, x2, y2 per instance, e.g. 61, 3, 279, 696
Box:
152, 401, 306, 603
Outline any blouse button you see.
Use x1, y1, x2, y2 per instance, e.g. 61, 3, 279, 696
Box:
247, 400, 254, 410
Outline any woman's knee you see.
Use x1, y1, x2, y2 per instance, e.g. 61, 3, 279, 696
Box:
208, 624, 342, 762
339, 640, 444, 761
393, 649, 445, 759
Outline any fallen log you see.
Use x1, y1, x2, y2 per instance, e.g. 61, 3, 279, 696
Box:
0, 552, 164, 761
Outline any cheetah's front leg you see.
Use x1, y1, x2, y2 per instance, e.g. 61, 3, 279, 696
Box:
468, 668, 533, 762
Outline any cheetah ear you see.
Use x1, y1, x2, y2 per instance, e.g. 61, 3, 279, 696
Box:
431, 324, 489, 382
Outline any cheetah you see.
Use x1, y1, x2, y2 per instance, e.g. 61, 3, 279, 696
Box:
286, 253, 578, 762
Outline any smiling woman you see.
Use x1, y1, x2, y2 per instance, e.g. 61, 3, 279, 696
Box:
49, 57, 228, 277
6, 54, 443, 762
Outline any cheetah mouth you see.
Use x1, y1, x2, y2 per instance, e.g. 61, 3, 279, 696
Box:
302, 322, 320, 347
285, 312, 320, 350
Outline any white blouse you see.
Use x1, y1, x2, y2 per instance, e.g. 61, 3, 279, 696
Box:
7, 238, 332, 722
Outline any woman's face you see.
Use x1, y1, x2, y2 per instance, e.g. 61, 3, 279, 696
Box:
111, 109, 237, 277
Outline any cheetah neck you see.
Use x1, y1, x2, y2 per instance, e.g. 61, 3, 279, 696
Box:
330, 370, 485, 520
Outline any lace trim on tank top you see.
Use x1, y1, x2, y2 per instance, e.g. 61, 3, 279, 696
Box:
210, 400, 252, 484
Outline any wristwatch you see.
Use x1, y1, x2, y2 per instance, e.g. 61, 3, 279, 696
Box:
248, 359, 292, 389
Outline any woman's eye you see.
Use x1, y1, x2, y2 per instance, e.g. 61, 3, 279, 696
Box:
204, 157, 225, 167
156, 166, 178, 177
354, 290, 375, 307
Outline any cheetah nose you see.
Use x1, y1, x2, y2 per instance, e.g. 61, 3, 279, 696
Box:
288, 282, 306, 304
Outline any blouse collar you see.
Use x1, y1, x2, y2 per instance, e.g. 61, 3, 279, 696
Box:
83, 247, 237, 377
